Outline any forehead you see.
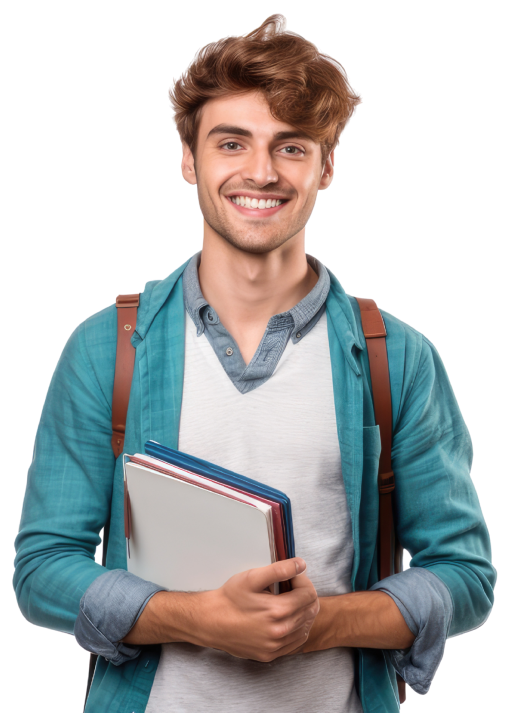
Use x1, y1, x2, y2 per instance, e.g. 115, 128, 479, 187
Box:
198, 91, 307, 142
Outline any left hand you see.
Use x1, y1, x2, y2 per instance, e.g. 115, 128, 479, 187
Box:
286, 597, 325, 656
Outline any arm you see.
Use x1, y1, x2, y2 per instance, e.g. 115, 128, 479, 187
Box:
299, 334, 495, 694
299, 590, 415, 651
13, 311, 117, 633
122, 590, 206, 646
299, 568, 452, 695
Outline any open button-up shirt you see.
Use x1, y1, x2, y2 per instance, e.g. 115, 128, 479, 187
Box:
14, 256, 495, 713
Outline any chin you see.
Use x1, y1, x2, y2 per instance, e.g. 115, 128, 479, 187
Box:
224, 236, 289, 255
224, 232, 296, 255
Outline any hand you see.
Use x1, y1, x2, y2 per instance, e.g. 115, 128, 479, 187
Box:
287, 597, 324, 656
196, 557, 320, 662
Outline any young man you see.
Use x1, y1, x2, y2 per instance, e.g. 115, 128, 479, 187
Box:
14, 15, 495, 713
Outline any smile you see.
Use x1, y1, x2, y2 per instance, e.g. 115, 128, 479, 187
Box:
226, 195, 288, 217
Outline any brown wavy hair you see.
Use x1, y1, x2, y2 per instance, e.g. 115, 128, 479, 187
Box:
170, 15, 360, 160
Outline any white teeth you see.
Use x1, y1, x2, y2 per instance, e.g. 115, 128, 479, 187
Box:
230, 195, 284, 209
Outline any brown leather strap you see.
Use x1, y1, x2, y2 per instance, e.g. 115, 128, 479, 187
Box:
356, 297, 406, 705
111, 294, 140, 458
356, 298, 396, 579
396, 673, 406, 704
356, 297, 403, 579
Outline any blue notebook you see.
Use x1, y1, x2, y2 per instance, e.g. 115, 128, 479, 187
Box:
144, 440, 295, 559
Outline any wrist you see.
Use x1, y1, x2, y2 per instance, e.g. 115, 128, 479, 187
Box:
122, 590, 207, 646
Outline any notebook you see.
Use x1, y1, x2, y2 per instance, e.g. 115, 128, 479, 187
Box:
123, 445, 294, 592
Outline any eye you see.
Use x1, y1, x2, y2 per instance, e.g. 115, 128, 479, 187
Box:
221, 141, 243, 151
280, 146, 304, 155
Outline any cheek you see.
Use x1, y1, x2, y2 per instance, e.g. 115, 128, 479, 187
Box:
199, 167, 237, 201
295, 173, 321, 201
296, 179, 321, 211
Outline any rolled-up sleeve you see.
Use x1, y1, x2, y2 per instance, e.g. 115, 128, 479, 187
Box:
370, 567, 453, 694
74, 569, 166, 665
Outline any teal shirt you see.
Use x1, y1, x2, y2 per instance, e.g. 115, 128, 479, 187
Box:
14, 261, 496, 712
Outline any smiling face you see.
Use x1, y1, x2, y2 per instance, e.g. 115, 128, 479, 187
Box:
182, 91, 334, 255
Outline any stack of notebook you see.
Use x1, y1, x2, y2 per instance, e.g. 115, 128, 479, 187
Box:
123, 441, 295, 593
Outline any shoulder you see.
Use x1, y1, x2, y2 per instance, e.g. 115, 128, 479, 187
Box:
72, 299, 118, 364
66, 261, 182, 365
48, 303, 119, 411
348, 296, 428, 374
348, 296, 450, 427
76, 278, 162, 357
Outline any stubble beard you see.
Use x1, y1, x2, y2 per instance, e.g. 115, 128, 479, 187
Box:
200, 193, 312, 256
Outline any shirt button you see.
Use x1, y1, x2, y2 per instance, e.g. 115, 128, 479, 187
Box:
207, 313, 214, 322
226, 347, 234, 356
296, 332, 302, 339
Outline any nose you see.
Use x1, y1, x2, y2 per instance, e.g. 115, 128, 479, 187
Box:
241, 147, 278, 187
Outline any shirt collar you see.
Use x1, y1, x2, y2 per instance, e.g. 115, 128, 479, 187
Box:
182, 251, 330, 341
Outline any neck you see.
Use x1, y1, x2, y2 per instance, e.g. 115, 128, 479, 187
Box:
198, 223, 318, 364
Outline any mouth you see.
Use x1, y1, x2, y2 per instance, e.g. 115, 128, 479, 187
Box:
226, 196, 288, 218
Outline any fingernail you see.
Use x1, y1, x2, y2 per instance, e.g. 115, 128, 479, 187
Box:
295, 559, 306, 574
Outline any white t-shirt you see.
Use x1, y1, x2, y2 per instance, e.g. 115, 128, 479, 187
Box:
145, 310, 362, 713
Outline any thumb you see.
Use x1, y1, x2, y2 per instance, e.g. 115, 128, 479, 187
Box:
245, 558, 306, 592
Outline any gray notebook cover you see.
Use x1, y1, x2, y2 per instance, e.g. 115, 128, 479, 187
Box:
125, 461, 274, 591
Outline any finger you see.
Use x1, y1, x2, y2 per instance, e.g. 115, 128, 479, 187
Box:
292, 573, 317, 606
264, 622, 313, 661
244, 558, 306, 593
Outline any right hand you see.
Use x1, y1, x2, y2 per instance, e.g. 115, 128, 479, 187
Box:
193, 557, 320, 662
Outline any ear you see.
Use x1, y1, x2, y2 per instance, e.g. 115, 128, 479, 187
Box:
318, 149, 334, 191
181, 142, 197, 185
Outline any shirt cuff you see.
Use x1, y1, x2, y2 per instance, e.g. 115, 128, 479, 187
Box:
74, 569, 166, 666
370, 567, 453, 694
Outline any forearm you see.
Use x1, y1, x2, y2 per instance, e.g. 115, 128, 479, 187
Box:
125, 585, 414, 652
302, 591, 415, 653
122, 590, 207, 646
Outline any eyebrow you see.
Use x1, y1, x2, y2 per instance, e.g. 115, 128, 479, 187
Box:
206, 124, 314, 143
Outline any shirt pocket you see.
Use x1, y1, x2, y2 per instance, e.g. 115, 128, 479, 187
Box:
363, 424, 381, 463
357, 425, 381, 589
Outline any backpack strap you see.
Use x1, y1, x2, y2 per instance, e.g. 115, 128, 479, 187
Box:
111, 294, 140, 458
355, 298, 396, 580
355, 297, 406, 704
356, 297, 403, 579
